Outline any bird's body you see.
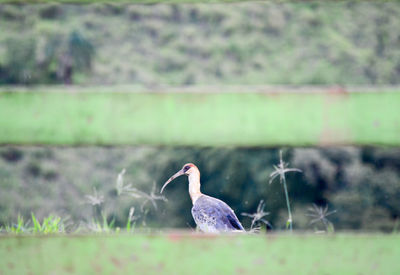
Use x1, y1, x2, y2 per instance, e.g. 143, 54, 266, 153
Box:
161, 163, 244, 233
192, 194, 244, 233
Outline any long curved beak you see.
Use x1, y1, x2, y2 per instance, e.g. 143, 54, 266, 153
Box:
160, 169, 185, 193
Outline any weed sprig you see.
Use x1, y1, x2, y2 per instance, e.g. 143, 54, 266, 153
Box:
269, 150, 302, 232
242, 200, 271, 232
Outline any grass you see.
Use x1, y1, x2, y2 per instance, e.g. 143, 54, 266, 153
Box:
0, 234, 399, 274
1, 212, 137, 235
0, 89, 400, 146
2, 3, 400, 86
0, 0, 249, 3
0, 166, 164, 234
2, 214, 65, 234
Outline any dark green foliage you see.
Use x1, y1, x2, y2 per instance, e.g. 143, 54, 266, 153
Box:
39, 3, 63, 20
0, 29, 94, 84
0, 5, 25, 21
292, 148, 400, 232
1, 37, 37, 84
0, 147, 23, 163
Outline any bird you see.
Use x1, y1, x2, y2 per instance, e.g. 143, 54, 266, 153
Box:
160, 163, 245, 233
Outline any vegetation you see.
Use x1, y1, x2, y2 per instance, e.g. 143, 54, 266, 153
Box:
0, 4, 398, 275
0, 0, 399, 238
2, 0, 256, 3
1, 2, 400, 85
0, 30, 94, 84
269, 150, 302, 231
0, 146, 399, 232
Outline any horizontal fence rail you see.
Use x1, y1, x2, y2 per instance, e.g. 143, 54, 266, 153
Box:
0, 89, 399, 146
0, 234, 399, 274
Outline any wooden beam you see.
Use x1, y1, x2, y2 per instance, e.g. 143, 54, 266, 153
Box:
0, 89, 399, 146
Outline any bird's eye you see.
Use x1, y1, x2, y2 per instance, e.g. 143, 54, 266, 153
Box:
183, 166, 191, 172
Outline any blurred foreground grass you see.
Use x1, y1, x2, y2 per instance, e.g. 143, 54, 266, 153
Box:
0, 234, 399, 274
1, 89, 400, 146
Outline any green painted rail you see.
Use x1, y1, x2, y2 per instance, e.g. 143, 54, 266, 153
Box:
0, 90, 399, 146
0, 234, 399, 275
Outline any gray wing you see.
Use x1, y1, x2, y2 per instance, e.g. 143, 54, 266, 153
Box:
192, 195, 244, 232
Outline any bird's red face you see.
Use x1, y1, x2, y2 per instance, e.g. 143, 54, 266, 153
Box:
160, 163, 198, 193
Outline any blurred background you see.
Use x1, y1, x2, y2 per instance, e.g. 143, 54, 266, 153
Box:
2, 2, 400, 86
0, 2, 399, 232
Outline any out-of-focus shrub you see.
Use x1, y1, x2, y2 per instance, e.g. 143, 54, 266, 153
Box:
0, 31, 94, 85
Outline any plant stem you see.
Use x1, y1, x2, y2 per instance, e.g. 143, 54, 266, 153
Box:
281, 173, 293, 232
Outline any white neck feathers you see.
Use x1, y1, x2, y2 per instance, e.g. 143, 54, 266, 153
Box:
188, 170, 202, 204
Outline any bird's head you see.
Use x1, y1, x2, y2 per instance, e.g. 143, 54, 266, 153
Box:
160, 163, 199, 193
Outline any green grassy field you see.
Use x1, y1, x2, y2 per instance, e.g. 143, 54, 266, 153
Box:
1, 89, 400, 146
0, 234, 399, 274
2, 3, 400, 86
